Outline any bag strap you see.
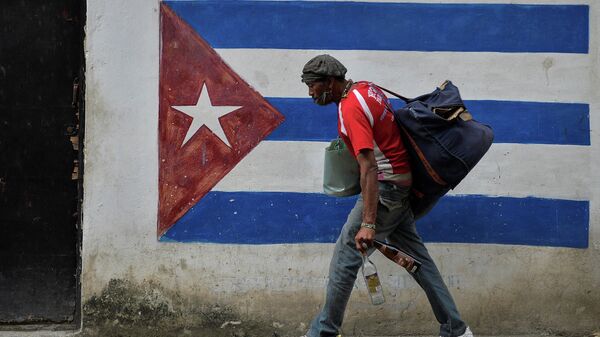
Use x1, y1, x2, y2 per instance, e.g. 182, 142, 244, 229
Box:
376, 85, 411, 103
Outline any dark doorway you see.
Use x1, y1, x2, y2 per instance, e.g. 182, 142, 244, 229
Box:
0, 0, 84, 326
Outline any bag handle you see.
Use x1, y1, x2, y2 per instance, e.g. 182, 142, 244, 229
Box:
376, 85, 411, 103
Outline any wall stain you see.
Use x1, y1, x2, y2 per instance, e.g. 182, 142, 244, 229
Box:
81, 278, 297, 337
543, 57, 554, 86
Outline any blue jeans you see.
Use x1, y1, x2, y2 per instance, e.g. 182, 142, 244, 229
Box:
307, 182, 467, 337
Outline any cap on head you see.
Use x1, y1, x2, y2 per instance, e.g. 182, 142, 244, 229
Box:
301, 54, 347, 84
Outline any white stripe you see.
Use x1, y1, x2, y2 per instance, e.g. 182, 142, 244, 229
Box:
216, 49, 591, 103
338, 102, 346, 136
373, 142, 393, 176
351, 89, 374, 126
213, 141, 590, 201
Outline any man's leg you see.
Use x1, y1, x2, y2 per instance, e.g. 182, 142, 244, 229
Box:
307, 197, 364, 337
386, 214, 467, 337
308, 182, 420, 337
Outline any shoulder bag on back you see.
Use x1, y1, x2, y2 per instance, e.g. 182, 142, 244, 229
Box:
378, 81, 494, 219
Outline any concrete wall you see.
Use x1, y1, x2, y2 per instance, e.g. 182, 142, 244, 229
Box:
82, 0, 600, 336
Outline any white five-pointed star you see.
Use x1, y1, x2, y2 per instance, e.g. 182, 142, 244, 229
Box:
171, 83, 242, 148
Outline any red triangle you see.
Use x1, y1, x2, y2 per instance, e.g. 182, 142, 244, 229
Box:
158, 4, 285, 237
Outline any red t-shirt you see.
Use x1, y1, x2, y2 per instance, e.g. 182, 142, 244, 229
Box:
338, 81, 411, 183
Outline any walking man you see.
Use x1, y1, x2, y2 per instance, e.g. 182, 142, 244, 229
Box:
300, 54, 472, 337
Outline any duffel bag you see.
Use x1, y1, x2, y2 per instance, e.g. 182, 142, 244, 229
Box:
379, 81, 494, 219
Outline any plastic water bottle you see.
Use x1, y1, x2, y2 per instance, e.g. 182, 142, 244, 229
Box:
362, 254, 385, 305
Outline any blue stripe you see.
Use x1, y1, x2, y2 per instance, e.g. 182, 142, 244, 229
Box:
266, 98, 590, 146
165, 1, 589, 53
466, 101, 590, 145
161, 192, 589, 248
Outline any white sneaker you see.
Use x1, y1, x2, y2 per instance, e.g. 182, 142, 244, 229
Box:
441, 326, 473, 337
459, 326, 473, 337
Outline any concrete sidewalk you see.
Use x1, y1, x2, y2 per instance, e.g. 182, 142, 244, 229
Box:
0, 326, 597, 337
0, 332, 587, 337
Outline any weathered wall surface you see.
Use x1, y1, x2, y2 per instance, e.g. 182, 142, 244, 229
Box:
81, 0, 600, 336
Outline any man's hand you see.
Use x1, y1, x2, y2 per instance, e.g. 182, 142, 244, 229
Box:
355, 227, 376, 254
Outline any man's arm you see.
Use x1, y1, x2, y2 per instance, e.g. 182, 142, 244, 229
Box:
355, 148, 378, 254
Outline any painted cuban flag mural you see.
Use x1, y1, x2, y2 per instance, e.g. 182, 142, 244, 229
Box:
158, 1, 590, 248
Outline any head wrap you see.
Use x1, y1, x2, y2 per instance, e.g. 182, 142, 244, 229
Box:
301, 54, 347, 84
